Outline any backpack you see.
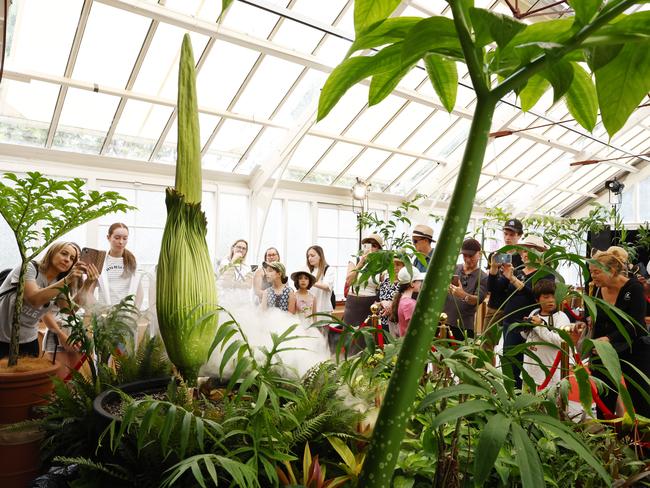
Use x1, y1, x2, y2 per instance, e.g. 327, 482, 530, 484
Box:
325, 265, 337, 308
0, 261, 39, 300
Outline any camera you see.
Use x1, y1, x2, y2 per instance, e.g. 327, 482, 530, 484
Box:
493, 253, 512, 265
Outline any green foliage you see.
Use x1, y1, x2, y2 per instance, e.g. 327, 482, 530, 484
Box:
424, 54, 458, 113
114, 335, 172, 385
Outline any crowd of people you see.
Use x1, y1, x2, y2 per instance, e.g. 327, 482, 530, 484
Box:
1, 218, 649, 417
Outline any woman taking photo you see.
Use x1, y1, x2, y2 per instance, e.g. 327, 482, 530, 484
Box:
97, 223, 142, 308
589, 246, 649, 417
253, 247, 281, 301
0, 242, 98, 358
306, 245, 335, 314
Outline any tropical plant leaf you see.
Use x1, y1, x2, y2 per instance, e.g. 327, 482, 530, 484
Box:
419, 384, 489, 411
568, 0, 602, 26
353, 0, 402, 36
519, 75, 550, 112
401, 16, 464, 63
573, 365, 594, 414
347, 17, 422, 54
510, 422, 544, 488
595, 40, 650, 137
424, 54, 458, 112
542, 60, 574, 103
430, 400, 495, 429
474, 413, 512, 487
589, 338, 635, 419
565, 63, 598, 131
469, 7, 525, 48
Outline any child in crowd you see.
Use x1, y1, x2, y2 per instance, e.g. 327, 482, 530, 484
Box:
261, 262, 295, 313
522, 280, 584, 390
390, 267, 425, 336
291, 268, 318, 325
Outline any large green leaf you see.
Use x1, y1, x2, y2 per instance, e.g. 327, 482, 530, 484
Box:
401, 16, 464, 63
595, 40, 650, 137
430, 400, 495, 429
347, 17, 422, 55
424, 54, 458, 112
369, 62, 417, 106
523, 413, 611, 484
543, 60, 574, 103
510, 423, 545, 488
419, 384, 490, 411
353, 0, 402, 36
469, 7, 525, 48
565, 63, 598, 131
519, 75, 550, 112
568, 0, 602, 26
318, 43, 404, 120
586, 44, 624, 71
474, 413, 512, 487
573, 365, 594, 414
590, 339, 635, 420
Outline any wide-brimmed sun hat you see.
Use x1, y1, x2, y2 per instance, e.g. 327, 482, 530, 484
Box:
412, 224, 435, 242
290, 267, 316, 286
361, 233, 384, 249
397, 267, 426, 285
520, 235, 548, 251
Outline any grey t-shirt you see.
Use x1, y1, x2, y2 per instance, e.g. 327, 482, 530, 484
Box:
443, 264, 488, 331
0, 262, 59, 343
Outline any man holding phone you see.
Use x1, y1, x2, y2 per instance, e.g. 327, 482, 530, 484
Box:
483, 219, 524, 345
443, 238, 488, 338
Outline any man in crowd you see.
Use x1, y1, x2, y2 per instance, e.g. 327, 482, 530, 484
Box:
443, 238, 488, 338
483, 218, 524, 346
412, 224, 435, 272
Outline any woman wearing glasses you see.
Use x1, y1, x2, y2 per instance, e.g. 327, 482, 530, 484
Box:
217, 239, 253, 304
253, 247, 281, 301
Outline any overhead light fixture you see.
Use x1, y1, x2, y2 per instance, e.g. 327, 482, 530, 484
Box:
351, 178, 369, 201
605, 178, 624, 205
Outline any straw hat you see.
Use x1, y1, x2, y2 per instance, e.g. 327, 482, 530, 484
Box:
520, 235, 548, 251
412, 224, 435, 242
290, 267, 316, 287
361, 233, 384, 249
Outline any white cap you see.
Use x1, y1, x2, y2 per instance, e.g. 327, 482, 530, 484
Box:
398, 267, 426, 285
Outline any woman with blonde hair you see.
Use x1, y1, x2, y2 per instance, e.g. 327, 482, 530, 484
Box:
0, 242, 98, 358
96, 223, 142, 308
589, 246, 649, 417
306, 245, 335, 314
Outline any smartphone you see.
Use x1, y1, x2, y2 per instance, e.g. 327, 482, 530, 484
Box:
494, 253, 512, 265
250, 264, 259, 272
451, 275, 460, 286
80, 247, 106, 272
362, 243, 372, 252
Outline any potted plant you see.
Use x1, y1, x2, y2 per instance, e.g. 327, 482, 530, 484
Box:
0, 173, 131, 485
316, 0, 650, 484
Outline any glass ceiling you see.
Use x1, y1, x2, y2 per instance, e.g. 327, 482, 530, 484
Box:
1, 0, 650, 216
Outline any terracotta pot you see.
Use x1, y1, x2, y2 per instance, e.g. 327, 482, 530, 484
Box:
0, 425, 45, 487
0, 362, 59, 424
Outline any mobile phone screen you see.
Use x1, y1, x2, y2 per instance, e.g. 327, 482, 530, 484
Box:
451, 275, 460, 286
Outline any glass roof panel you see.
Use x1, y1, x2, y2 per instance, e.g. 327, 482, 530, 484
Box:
343, 148, 392, 180
237, 126, 290, 175
304, 141, 362, 185
392, 160, 436, 195
344, 95, 406, 140
291, 0, 349, 26
286, 135, 332, 173
401, 111, 451, 153
271, 18, 326, 56
0, 80, 59, 147
52, 89, 121, 154
202, 119, 264, 169
273, 69, 328, 125
195, 41, 261, 111
373, 103, 433, 148
163, 0, 205, 16
313, 84, 367, 133
484, 139, 536, 174
106, 100, 175, 160
132, 24, 209, 100
221, 0, 280, 38
72, 3, 150, 88
233, 56, 305, 118
370, 154, 416, 189
5, 0, 82, 76
426, 118, 472, 159
313, 34, 353, 66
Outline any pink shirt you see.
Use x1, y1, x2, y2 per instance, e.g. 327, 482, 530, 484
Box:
398, 297, 417, 336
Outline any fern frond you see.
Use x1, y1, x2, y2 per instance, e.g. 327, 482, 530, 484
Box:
54, 455, 133, 482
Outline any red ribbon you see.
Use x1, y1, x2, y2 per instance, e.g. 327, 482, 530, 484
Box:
537, 350, 563, 391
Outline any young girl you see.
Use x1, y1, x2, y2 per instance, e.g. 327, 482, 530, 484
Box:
261, 262, 295, 313
97, 223, 142, 308
253, 247, 280, 301
291, 269, 318, 325
390, 267, 425, 337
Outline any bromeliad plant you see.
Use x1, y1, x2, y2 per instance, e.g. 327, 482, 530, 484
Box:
316, 1, 650, 485
0, 171, 132, 366
156, 34, 219, 386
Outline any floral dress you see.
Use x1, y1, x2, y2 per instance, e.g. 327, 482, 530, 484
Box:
295, 291, 315, 324
378, 278, 399, 334
266, 285, 291, 312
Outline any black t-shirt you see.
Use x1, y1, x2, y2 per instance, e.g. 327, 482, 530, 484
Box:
486, 252, 524, 309
592, 277, 647, 353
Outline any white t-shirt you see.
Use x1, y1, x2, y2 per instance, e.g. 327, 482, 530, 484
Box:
521, 308, 571, 388
311, 266, 335, 313
98, 255, 133, 306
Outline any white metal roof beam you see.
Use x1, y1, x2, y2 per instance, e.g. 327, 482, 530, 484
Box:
45, 0, 93, 148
